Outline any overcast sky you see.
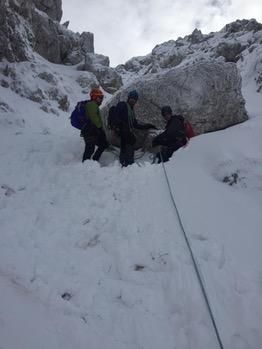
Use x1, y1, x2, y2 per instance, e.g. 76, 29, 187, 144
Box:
62, 0, 262, 67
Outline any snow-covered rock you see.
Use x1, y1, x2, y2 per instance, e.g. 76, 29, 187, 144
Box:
104, 61, 247, 135
33, 0, 62, 22
116, 19, 262, 86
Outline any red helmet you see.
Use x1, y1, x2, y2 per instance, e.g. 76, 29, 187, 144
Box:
90, 88, 104, 101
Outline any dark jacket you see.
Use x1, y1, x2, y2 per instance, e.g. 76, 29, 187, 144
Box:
115, 101, 154, 132
153, 115, 187, 147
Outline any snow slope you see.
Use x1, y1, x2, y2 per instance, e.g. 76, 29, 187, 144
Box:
1, 55, 262, 349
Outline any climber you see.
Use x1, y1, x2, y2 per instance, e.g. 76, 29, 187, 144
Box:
81, 88, 109, 162
113, 90, 157, 166
152, 105, 187, 163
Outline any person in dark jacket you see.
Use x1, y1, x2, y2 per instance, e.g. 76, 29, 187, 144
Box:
152, 105, 187, 163
115, 90, 156, 166
81, 88, 108, 163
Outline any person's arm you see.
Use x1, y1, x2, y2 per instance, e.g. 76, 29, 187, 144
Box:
152, 118, 181, 146
133, 118, 157, 130
152, 131, 168, 146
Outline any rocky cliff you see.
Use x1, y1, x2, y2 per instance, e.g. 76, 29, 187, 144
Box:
0, 0, 122, 93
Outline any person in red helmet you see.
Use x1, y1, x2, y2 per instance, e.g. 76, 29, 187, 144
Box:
81, 88, 108, 162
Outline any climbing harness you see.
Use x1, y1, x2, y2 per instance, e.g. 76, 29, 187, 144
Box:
159, 152, 224, 349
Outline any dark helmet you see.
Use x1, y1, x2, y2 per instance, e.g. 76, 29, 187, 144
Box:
128, 90, 139, 100
161, 105, 172, 116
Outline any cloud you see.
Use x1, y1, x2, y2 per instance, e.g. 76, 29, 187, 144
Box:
62, 0, 262, 66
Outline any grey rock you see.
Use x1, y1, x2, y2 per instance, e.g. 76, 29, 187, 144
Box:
94, 66, 123, 93
76, 73, 99, 89
81, 53, 122, 93
80, 32, 94, 54
47, 87, 60, 100
216, 42, 246, 63
62, 50, 83, 66
0, 0, 34, 62
83, 52, 109, 68
1, 79, 9, 88
33, 0, 62, 22
223, 19, 262, 34
38, 71, 57, 84
31, 10, 61, 63
58, 29, 84, 65
187, 28, 204, 44
0, 0, 94, 65
58, 95, 69, 111
62, 21, 69, 29
29, 88, 45, 103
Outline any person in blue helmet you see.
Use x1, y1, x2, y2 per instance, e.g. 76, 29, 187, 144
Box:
114, 90, 156, 166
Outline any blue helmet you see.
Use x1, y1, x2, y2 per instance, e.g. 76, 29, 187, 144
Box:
128, 90, 139, 100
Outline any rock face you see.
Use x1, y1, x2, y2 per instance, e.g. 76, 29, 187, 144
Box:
116, 19, 262, 88
215, 42, 246, 63
0, 0, 93, 64
104, 61, 248, 135
79, 53, 122, 93
33, 0, 62, 22
0, 0, 123, 92
0, 0, 34, 62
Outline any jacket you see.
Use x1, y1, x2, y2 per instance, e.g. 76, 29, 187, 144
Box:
85, 100, 103, 129
115, 101, 154, 132
153, 115, 187, 147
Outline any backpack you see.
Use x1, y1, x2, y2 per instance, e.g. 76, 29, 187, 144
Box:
70, 100, 89, 130
107, 105, 121, 130
184, 120, 195, 139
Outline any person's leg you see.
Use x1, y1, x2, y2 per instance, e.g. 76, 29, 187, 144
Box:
159, 144, 180, 163
125, 144, 135, 165
92, 130, 109, 161
119, 136, 127, 166
160, 149, 172, 162
81, 125, 97, 162
82, 141, 95, 162
119, 131, 135, 167
82, 138, 95, 162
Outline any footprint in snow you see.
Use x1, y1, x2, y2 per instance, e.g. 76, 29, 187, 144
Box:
190, 233, 208, 241
77, 234, 100, 249
1, 184, 16, 197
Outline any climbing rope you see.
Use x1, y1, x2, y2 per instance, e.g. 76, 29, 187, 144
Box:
160, 152, 224, 349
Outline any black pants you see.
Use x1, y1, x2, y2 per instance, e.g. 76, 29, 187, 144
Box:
82, 127, 108, 163
156, 143, 184, 163
119, 131, 136, 167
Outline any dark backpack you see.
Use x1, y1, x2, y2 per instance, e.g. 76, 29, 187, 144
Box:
107, 105, 121, 130
70, 100, 90, 130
